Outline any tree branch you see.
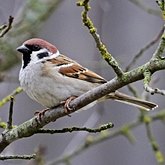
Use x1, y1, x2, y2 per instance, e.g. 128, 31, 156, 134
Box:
36, 123, 114, 134
0, 54, 165, 153
125, 26, 164, 71
7, 97, 14, 130
77, 0, 124, 76
129, 0, 161, 17
145, 120, 164, 164
0, 154, 36, 160
0, 16, 14, 38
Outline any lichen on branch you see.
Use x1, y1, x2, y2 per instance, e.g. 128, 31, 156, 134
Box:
77, 0, 124, 77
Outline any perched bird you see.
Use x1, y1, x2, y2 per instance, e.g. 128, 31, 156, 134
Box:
17, 38, 157, 114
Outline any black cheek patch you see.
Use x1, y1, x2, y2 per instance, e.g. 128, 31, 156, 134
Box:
37, 52, 49, 59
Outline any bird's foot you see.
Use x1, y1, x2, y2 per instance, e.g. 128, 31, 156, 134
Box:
60, 96, 77, 116
34, 108, 50, 123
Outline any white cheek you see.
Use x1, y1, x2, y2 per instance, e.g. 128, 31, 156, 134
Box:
30, 52, 38, 62
30, 48, 54, 63
30, 49, 60, 64
30, 48, 47, 61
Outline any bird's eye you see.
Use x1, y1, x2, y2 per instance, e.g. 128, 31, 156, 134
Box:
25, 44, 41, 51
31, 45, 41, 51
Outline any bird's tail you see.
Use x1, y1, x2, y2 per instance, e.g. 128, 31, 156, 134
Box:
105, 91, 158, 111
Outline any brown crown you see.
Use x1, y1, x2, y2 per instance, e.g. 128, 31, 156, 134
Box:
24, 38, 58, 54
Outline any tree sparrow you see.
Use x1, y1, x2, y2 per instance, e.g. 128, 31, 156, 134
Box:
17, 38, 157, 114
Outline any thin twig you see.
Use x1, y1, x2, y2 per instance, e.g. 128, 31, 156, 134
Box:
77, 0, 124, 76
143, 70, 165, 95
145, 121, 164, 164
46, 120, 139, 165
0, 87, 22, 108
129, 0, 161, 17
141, 25, 165, 95
143, 70, 155, 94
36, 123, 114, 134
125, 26, 164, 71
152, 25, 165, 59
0, 16, 14, 38
0, 154, 36, 160
140, 78, 164, 165
7, 96, 14, 130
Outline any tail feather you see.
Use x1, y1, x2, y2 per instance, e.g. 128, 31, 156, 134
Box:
106, 91, 158, 111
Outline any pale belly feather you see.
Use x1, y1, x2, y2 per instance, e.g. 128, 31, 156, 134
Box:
19, 62, 98, 108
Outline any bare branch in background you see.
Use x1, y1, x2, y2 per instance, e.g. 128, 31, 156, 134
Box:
36, 123, 114, 134
145, 119, 164, 164
77, 0, 124, 76
0, 87, 22, 108
125, 26, 164, 72
6, 96, 14, 130
0, 154, 36, 160
129, 0, 161, 17
0, 16, 14, 38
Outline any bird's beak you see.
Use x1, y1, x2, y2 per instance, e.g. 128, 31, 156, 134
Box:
16, 45, 30, 54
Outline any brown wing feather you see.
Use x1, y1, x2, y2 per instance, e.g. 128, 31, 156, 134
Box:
48, 54, 107, 84
47, 55, 72, 66
59, 64, 107, 83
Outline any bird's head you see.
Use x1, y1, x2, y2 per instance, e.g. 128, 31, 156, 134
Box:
17, 38, 59, 68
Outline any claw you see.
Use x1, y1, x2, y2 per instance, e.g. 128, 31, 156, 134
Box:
60, 96, 77, 116
34, 108, 50, 123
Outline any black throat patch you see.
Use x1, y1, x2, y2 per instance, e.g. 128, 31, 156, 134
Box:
22, 52, 31, 69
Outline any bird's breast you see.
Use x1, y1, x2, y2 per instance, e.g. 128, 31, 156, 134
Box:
19, 63, 98, 108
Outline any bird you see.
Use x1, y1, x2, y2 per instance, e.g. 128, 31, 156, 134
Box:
16, 38, 158, 116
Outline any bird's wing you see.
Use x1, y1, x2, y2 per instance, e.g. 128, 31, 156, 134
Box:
46, 54, 107, 84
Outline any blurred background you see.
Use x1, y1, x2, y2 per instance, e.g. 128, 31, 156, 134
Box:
0, 0, 164, 164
